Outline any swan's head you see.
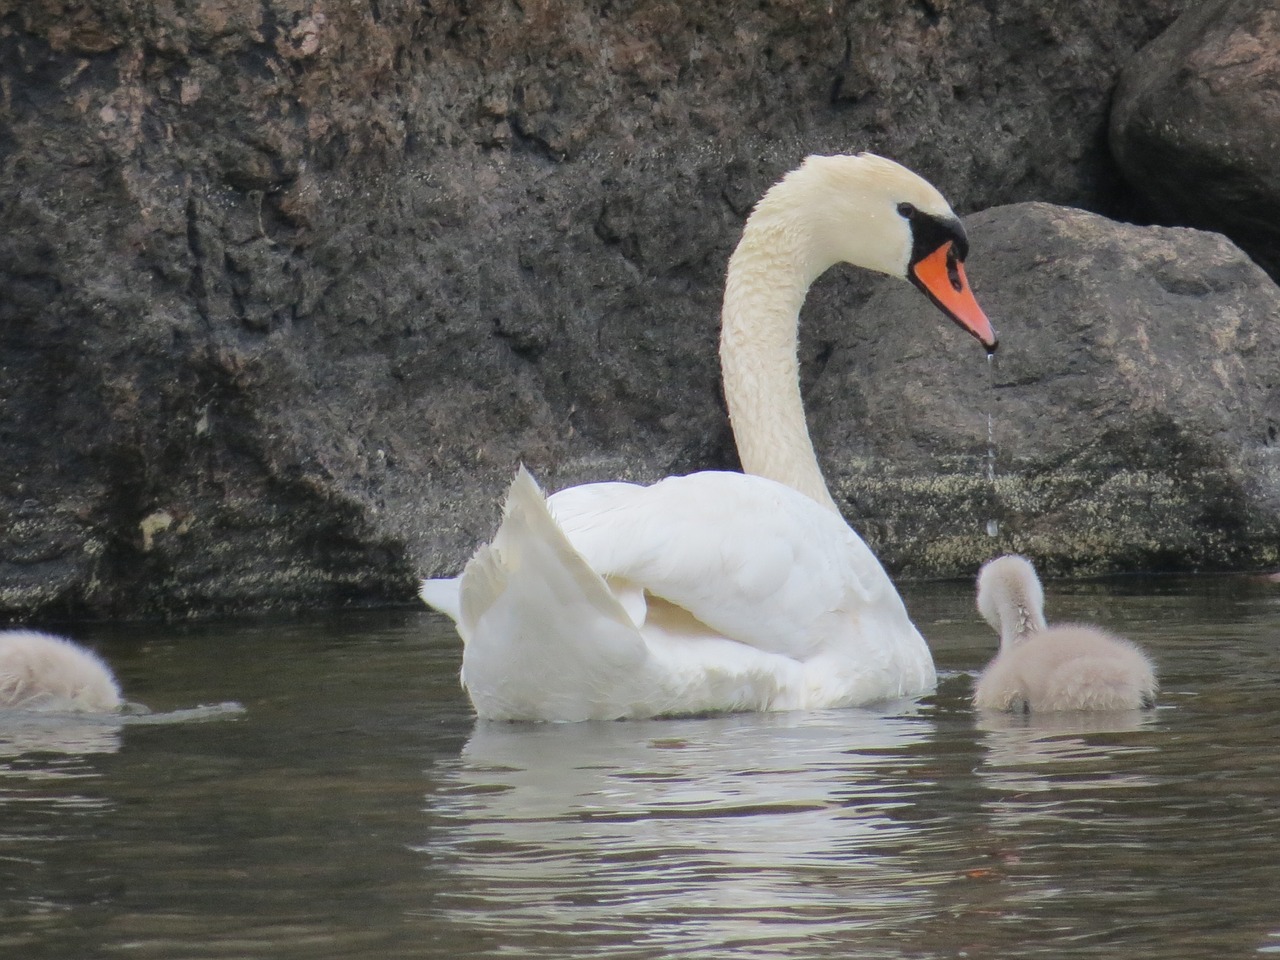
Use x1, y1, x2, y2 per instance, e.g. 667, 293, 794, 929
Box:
752, 153, 997, 351
976, 554, 1047, 647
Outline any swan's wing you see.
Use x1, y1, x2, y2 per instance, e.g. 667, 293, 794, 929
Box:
425, 469, 931, 717
548, 471, 916, 664
451, 468, 657, 721
419, 484, 652, 635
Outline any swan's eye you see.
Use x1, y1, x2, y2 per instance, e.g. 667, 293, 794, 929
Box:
897, 202, 916, 219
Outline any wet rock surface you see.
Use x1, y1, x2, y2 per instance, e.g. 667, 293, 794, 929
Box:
1111, 0, 1280, 278
814, 202, 1280, 577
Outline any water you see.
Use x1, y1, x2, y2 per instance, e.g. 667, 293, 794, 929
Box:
3, 577, 1280, 959
985, 351, 999, 537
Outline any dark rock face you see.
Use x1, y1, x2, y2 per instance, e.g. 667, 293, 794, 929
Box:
1110, 0, 1280, 278
811, 202, 1280, 577
0, 0, 1204, 619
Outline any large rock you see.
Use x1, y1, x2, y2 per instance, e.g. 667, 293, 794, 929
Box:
0, 0, 1192, 618
811, 202, 1280, 577
1110, 0, 1280, 277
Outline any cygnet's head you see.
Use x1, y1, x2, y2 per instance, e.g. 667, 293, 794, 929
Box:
976, 554, 1048, 647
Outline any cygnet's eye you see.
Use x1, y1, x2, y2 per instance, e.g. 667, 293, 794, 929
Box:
897, 202, 917, 219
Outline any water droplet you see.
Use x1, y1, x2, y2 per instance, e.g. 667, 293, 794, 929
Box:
984, 353, 999, 537
986, 412, 996, 483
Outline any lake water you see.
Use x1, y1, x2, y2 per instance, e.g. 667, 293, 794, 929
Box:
2, 575, 1278, 959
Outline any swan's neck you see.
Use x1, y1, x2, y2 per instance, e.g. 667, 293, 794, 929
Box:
999, 596, 1047, 649
720, 222, 840, 513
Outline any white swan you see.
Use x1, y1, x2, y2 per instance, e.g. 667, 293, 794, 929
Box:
973, 555, 1158, 712
0, 629, 123, 712
421, 153, 997, 721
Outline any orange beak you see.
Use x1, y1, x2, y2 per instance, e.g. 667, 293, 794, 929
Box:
909, 242, 998, 352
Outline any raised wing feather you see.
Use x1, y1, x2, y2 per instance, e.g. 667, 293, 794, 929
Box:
456, 468, 653, 720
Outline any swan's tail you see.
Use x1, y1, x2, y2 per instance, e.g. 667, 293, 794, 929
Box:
449, 467, 650, 721
418, 576, 462, 625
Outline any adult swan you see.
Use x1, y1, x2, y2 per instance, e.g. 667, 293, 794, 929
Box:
420, 154, 998, 721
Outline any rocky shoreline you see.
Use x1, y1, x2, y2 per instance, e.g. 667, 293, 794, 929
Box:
3, 0, 1279, 619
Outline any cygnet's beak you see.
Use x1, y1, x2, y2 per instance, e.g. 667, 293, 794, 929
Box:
909, 241, 998, 353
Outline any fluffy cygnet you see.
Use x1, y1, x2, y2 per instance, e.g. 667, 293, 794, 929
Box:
973, 555, 1156, 713
0, 629, 123, 712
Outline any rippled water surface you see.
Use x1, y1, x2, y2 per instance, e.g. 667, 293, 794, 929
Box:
2, 576, 1279, 958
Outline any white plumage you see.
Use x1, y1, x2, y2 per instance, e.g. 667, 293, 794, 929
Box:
422, 154, 998, 721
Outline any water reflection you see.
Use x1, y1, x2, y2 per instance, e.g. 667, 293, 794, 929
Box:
0, 710, 125, 758
974, 709, 1161, 793
423, 708, 943, 957
0, 702, 245, 762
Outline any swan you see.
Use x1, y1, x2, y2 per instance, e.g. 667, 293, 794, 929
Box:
421, 153, 998, 721
972, 555, 1158, 712
0, 629, 123, 712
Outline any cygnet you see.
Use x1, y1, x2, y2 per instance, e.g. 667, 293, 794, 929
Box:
0, 629, 123, 712
973, 555, 1156, 713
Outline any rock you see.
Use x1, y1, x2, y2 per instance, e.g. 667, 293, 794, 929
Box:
810, 202, 1280, 577
1110, 0, 1280, 278
0, 0, 1195, 618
